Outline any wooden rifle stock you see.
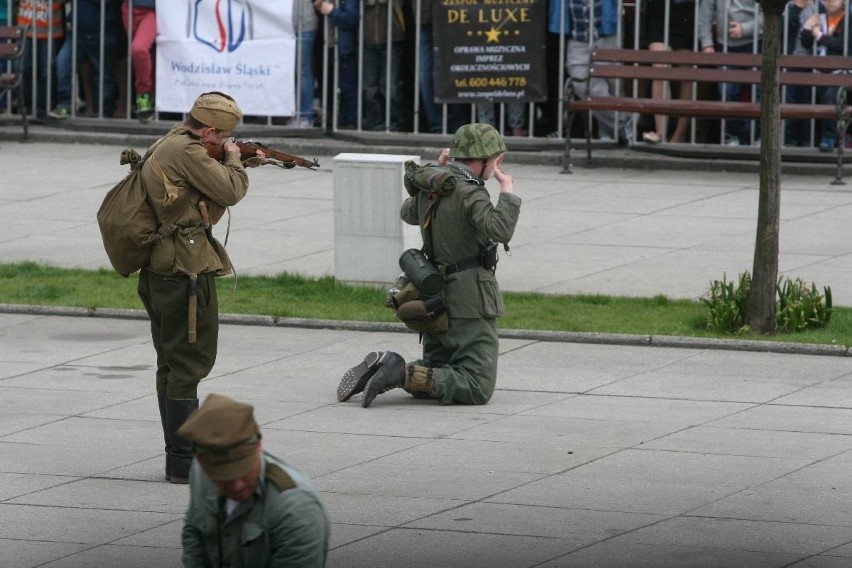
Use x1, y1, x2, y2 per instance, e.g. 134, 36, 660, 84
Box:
205, 139, 320, 170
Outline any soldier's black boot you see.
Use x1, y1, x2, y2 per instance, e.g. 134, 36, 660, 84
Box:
166, 398, 199, 484
338, 350, 385, 402
157, 394, 171, 481
362, 352, 406, 408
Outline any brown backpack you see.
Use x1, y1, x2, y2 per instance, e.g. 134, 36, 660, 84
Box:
96, 144, 164, 277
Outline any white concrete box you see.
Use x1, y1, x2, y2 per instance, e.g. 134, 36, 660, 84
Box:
333, 153, 422, 285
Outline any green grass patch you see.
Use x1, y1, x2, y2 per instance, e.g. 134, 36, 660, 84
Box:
1, 262, 850, 347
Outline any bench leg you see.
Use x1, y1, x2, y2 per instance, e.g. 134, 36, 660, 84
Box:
18, 83, 29, 140
832, 88, 847, 185
586, 110, 593, 164
561, 78, 574, 174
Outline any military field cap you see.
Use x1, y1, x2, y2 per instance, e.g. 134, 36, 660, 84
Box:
189, 91, 243, 131
176, 393, 261, 481
448, 123, 507, 159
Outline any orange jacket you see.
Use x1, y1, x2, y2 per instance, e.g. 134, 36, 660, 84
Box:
17, 0, 65, 39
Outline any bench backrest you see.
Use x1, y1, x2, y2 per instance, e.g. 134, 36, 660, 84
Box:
590, 48, 852, 89
0, 25, 27, 62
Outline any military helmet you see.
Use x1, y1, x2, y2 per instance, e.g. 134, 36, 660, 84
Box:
448, 123, 507, 159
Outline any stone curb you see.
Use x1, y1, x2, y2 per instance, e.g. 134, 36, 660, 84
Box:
3, 303, 848, 358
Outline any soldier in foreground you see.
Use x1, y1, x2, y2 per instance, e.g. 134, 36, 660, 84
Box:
179, 393, 330, 567
337, 123, 522, 407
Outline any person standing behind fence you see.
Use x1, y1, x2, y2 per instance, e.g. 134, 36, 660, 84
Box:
50, 0, 122, 119
410, 0, 466, 134
362, 0, 405, 131
16, 0, 65, 121
698, 0, 763, 146
316, 0, 359, 129
293, 0, 319, 128
783, 0, 816, 147
552, 0, 633, 143
800, 0, 849, 151
121, 0, 155, 122
642, 0, 696, 144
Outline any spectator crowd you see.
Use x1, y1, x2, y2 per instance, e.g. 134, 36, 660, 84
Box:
2, 0, 851, 148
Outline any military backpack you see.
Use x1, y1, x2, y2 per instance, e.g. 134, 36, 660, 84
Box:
96, 143, 164, 277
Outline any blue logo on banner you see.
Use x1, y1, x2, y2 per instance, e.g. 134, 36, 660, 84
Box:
192, 0, 251, 53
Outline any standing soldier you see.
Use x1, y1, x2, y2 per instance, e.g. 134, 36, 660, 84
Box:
137, 91, 262, 483
337, 123, 522, 406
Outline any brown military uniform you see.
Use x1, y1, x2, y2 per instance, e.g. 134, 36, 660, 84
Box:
138, 125, 249, 399
137, 90, 249, 484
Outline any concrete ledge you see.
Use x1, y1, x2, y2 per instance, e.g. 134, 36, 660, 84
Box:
3, 303, 848, 357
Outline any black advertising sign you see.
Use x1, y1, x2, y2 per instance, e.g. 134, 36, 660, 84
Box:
432, 0, 547, 103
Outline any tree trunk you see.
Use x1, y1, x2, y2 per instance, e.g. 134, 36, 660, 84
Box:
746, 0, 785, 334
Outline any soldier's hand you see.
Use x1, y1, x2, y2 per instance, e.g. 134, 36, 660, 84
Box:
437, 148, 450, 166
493, 153, 513, 193
224, 138, 240, 155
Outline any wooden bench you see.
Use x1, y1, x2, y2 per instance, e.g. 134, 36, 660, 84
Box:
0, 25, 29, 139
563, 48, 852, 183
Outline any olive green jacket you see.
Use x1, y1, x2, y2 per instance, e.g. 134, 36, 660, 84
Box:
400, 162, 521, 319
141, 126, 249, 276
182, 452, 331, 568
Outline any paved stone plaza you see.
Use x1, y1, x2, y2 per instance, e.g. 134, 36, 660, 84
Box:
1, 129, 852, 566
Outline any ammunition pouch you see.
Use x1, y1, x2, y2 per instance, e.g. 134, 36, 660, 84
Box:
396, 293, 449, 334
388, 279, 448, 334
480, 239, 499, 272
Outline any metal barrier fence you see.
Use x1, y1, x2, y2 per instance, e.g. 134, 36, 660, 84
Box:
2, 0, 848, 148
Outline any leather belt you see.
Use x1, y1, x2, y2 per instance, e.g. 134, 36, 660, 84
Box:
443, 256, 480, 276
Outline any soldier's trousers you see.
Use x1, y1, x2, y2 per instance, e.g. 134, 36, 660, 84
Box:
138, 270, 218, 399
410, 317, 499, 405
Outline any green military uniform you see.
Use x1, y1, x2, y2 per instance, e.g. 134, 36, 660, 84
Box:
336, 123, 521, 407
179, 394, 330, 568
182, 453, 331, 568
137, 92, 250, 483
400, 161, 521, 404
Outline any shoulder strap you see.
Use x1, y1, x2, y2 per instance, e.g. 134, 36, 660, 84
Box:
265, 462, 297, 492
422, 193, 441, 260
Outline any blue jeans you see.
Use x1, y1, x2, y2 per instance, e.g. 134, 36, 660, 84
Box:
784, 84, 812, 146
716, 42, 761, 143
297, 30, 315, 122
819, 86, 840, 142
362, 41, 403, 130
55, 31, 118, 114
418, 26, 465, 133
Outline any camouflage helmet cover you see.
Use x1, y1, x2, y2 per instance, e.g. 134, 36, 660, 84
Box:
448, 123, 507, 159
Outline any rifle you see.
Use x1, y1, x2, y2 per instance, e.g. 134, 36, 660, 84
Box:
205, 139, 320, 170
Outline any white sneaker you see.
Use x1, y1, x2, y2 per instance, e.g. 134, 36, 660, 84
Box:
292, 118, 313, 128
724, 135, 741, 146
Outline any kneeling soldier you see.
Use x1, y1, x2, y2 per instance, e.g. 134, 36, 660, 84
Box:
337, 123, 522, 407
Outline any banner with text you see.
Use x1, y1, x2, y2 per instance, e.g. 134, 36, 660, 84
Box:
155, 0, 295, 116
433, 0, 547, 103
